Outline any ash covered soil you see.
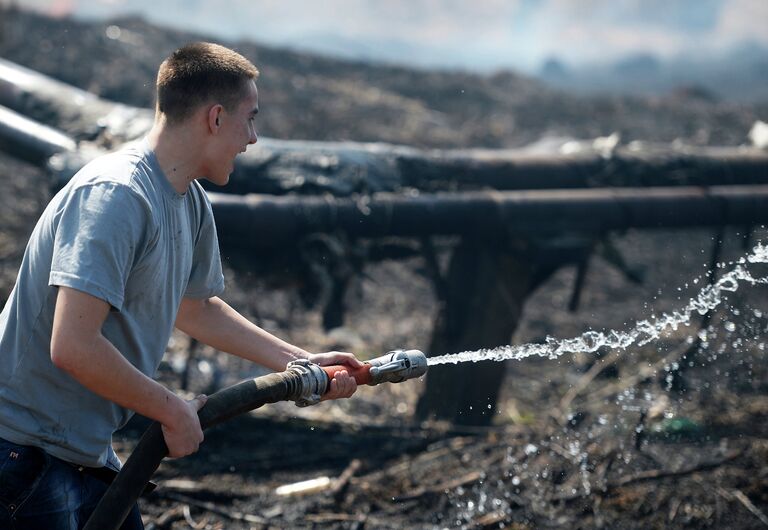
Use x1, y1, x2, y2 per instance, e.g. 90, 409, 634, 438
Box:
1, 7, 768, 529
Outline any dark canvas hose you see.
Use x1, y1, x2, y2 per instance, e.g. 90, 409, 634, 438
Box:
83, 370, 306, 530
83, 350, 427, 530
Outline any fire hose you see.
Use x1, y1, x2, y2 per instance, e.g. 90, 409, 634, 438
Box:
83, 349, 427, 530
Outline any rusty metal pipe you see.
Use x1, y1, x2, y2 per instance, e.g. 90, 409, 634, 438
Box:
0, 104, 75, 164
0, 58, 153, 142
211, 185, 768, 249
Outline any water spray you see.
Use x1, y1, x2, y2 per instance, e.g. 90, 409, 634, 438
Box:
427, 242, 768, 366
84, 349, 428, 530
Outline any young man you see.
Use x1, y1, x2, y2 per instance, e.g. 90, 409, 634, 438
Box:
0, 42, 360, 529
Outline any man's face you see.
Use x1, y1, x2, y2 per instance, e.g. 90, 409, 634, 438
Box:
205, 79, 259, 186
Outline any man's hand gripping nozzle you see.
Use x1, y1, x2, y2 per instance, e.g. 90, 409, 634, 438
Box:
287, 349, 428, 407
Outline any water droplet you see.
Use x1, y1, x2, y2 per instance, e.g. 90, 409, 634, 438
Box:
197, 359, 212, 375
105, 25, 121, 40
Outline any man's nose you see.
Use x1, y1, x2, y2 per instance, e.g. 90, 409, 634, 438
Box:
248, 124, 258, 145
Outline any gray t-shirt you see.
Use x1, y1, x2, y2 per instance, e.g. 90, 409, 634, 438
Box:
0, 140, 224, 467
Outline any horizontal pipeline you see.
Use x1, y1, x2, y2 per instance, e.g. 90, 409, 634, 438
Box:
0, 104, 75, 164
210, 185, 768, 248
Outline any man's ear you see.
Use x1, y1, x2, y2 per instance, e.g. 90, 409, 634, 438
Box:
208, 104, 224, 133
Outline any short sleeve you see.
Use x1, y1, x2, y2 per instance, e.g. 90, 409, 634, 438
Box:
184, 189, 225, 299
49, 183, 149, 311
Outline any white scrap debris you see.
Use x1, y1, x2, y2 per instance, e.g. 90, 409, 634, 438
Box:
559, 132, 620, 158
748, 121, 768, 149
275, 476, 332, 496
160, 478, 201, 491
592, 132, 621, 157
559, 140, 583, 155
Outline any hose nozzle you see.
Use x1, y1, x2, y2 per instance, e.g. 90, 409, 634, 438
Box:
366, 349, 428, 385
287, 349, 428, 406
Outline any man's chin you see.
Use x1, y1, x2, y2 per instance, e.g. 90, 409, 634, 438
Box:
204, 171, 231, 187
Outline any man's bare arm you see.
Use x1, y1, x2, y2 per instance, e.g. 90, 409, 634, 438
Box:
50, 286, 205, 457
175, 296, 360, 399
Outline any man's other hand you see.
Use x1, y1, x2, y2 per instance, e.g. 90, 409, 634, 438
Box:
161, 394, 207, 458
307, 351, 362, 401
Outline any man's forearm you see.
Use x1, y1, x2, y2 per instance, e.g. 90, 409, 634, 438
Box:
52, 331, 185, 426
175, 296, 309, 371
51, 285, 188, 427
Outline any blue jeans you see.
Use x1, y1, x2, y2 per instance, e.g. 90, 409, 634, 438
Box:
0, 437, 143, 530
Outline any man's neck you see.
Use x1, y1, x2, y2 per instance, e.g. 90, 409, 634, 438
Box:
146, 118, 204, 194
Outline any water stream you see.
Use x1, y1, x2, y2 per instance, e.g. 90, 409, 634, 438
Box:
427, 242, 768, 366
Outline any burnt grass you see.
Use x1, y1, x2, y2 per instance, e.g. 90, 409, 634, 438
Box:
1, 6, 768, 529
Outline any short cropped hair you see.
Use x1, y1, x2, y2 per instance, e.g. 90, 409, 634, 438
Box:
156, 42, 259, 123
